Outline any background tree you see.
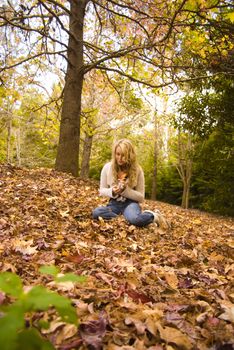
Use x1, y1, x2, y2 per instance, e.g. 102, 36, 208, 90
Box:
175, 74, 234, 215
0, 85, 60, 168
80, 71, 147, 178
176, 132, 194, 209
191, 125, 234, 216
1, 0, 233, 176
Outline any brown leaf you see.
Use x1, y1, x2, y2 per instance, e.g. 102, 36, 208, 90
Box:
164, 272, 179, 289
126, 289, 155, 304
79, 311, 108, 350
56, 324, 78, 345
58, 338, 83, 350
1, 165, 233, 350
0, 292, 6, 305
158, 324, 192, 350
12, 238, 38, 255
157, 324, 193, 350
66, 254, 85, 264
125, 316, 146, 334
219, 301, 234, 323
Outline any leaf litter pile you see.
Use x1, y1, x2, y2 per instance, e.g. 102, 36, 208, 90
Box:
0, 164, 233, 350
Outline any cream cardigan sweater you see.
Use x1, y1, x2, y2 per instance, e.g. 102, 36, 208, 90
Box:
99, 162, 145, 203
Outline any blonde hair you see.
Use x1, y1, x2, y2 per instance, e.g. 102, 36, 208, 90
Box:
111, 139, 139, 187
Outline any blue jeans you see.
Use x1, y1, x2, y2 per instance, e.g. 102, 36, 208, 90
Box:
92, 199, 154, 227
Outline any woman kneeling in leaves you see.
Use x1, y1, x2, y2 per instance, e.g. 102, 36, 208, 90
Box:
92, 139, 170, 228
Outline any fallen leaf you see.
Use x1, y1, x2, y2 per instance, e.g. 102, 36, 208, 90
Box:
66, 254, 85, 264
56, 324, 78, 344
1, 165, 233, 350
79, 311, 108, 350
12, 238, 38, 255
58, 338, 83, 350
126, 289, 155, 304
157, 323, 193, 350
42, 320, 65, 334
165, 271, 179, 289
125, 316, 146, 334
219, 302, 234, 323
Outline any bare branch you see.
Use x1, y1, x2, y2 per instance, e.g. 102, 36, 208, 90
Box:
95, 65, 232, 88
0, 50, 67, 73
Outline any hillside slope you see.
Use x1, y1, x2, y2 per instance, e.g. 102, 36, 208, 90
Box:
0, 164, 233, 349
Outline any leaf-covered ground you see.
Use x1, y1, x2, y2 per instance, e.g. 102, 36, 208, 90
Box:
0, 164, 233, 350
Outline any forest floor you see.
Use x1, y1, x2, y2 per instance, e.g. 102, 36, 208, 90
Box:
0, 164, 233, 350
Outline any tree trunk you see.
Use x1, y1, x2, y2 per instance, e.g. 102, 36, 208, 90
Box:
177, 133, 193, 209
55, 0, 87, 176
151, 102, 158, 200
80, 133, 93, 178
7, 117, 12, 163
151, 139, 158, 200
15, 127, 21, 166
181, 179, 190, 209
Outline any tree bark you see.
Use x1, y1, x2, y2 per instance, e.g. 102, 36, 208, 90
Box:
177, 133, 193, 209
151, 139, 158, 200
55, 0, 87, 176
80, 133, 93, 178
6, 117, 12, 163
151, 103, 158, 200
15, 127, 21, 166
181, 178, 191, 209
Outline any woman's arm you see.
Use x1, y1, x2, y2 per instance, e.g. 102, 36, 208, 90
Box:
99, 163, 116, 198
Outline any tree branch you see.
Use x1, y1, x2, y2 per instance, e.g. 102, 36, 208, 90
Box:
0, 50, 67, 73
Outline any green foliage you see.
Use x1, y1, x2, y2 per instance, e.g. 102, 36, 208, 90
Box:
0, 267, 87, 350
176, 91, 216, 137
143, 154, 183, 205
156, 164, 183, 205
17, 329, 54, 350
176, 77, 234, 138
0, 272, 23, 297
190, 124, 234, 216
39, 265, 59, 277
21, 129, 57, 168
173, 75, 234, 215
39, 265, 87, 283
0, 138, 6, 161
0, 85, 60, 168
89, 135, 113, 179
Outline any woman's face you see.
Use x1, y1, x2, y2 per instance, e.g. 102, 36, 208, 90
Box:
115, 146, 126, 166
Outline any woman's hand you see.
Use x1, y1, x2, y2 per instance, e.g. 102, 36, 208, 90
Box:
112, 180, 127, 196
118, 179, 126, 192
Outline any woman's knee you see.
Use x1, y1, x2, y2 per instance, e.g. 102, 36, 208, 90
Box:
124, 203, 140, 223
92, 205, 119, 220
127, 218, 138, 226
92, 207, 103, 219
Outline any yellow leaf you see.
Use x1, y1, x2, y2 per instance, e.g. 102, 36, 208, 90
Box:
225, 12, 234, 23
60, 209, 70, 217
157, 324, 193, 350
119, 231, 127, 238
165, 272, 179, 289
192, 219, 202, 225
61, 249, 69, 256
221, 49, 228, 56
56, 235, 64, 240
